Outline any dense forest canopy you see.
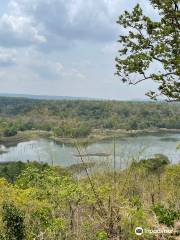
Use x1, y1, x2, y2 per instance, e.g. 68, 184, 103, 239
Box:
0, 97, 179, 138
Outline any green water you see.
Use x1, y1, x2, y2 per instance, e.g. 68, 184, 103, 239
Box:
0, 133, 179, 167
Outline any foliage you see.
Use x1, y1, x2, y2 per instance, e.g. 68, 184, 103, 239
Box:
96, 230, 108, 240
0, 161, 50, 183
2, 203, 26, 240
177, 143, 180, 150
134, 154, 170, 173
0, 97, 180, 139
0, 158, 179, 239
153, 203, 180, 227
3, 127, 17, 137
0, 97, 179, 238
53, 122, 91, 138
116, 0, 180, 101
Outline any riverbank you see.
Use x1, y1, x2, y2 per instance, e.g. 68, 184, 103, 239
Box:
0, 130, 51, 148
47, 128, 180, 145
0, 128, 180, 148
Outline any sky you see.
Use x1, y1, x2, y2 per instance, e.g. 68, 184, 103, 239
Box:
0, 0, 158, 100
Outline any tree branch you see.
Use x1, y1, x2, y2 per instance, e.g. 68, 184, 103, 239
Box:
129, 72, 177, 85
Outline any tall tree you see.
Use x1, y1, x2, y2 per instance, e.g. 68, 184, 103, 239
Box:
115, 0, 180, 101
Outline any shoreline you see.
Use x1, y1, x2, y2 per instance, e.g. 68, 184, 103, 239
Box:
0, 128, 180, 148
51, 128, 180, 146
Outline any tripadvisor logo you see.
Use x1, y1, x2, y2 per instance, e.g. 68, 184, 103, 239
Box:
135, 227, 143, 236
135, 226, 174, 236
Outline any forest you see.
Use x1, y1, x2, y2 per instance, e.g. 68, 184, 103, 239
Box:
0, 97, 180, 139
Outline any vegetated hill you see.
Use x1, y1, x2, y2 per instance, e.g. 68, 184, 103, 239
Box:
0, 158, 179, 239
0, 96, 179, 138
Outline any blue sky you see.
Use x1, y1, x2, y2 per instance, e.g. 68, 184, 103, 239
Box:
0, 0, 158, 100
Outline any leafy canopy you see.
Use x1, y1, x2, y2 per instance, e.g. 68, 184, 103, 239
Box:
115, 0, 180, 101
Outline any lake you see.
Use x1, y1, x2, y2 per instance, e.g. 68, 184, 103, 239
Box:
0, 132, 180, 168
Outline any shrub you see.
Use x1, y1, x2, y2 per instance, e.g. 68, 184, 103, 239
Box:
153, 204, 180, 227
3, 127, 17, 137
2, 203, 26, 240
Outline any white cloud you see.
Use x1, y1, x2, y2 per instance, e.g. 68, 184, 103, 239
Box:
55, 62, 64, 72
0, 0, 155, 48
101, 42, 119, 54
62, 68, 86, 80
0, 4, 46, 47
0, 48, 17, 66
5, 0, 123, 46
0, 0, 158, 100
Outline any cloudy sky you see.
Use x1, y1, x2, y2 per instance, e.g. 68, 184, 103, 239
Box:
0, 0, 157, 100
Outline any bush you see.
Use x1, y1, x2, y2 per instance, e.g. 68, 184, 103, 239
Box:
53, 123, 91, 138
0, 162, 26, 183
2, 203, 26, 240
153, 204, 180, 227
3, 127, 17, 137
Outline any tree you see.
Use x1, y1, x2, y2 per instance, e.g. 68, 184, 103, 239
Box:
115, 0, 180, 101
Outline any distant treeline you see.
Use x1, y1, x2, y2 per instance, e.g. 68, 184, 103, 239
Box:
0, 97, 179, 138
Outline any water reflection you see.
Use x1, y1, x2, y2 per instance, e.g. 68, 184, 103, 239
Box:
0, 133, 179, 167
